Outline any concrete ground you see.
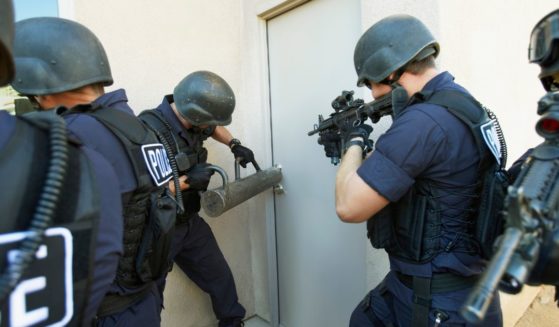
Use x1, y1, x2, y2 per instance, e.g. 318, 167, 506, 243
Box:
515, 285, 559, 327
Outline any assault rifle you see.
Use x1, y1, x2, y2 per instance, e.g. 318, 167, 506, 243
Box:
308, 88, 406, 165
461, 91, 559, 323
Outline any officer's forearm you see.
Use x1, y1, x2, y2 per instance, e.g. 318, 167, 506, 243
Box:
335, 146, 364, 221
212, 126, 234, 145
335, 146, 389, 222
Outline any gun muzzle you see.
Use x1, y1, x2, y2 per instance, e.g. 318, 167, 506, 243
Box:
461, 227, 523, 324
201, 165, 283, 217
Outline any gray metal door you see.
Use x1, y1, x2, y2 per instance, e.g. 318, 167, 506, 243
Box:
267, 0, 366, 326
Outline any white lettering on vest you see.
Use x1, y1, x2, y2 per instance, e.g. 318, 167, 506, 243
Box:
10, 277, 49, 327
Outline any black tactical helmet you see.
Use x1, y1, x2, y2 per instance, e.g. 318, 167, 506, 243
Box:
0, 0, 14, 86
354, 14, 440, 86
173, 71, 235, 126
11, 17, 113, 95
529, 9, 559, 91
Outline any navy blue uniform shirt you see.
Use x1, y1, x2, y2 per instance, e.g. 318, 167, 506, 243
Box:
0, 111, 123, 324
358, 72, 483, 277
63, 89, 137, 193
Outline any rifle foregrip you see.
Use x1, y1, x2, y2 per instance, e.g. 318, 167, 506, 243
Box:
461, 227, 523, 323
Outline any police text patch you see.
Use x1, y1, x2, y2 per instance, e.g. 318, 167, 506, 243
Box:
141, 143, 173, 186
480, 120, 502, 166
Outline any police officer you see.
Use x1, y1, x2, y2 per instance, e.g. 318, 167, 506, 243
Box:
139, 71, 251, 327
530, 9, 559, 92
11, 17, 175, 326
0, 2, 123, 326
318, 14, 503, 326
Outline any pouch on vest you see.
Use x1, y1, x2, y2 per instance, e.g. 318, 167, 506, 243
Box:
368, 183, 440, 263
367, 207, 395, 249
473, 163, 508, 258
392, 189, 432, 262
135, 189, 176, 282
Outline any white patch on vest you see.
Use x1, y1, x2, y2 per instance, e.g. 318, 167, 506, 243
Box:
141, 143, 173, 186
480, 119, 502, 165
0, 227, 74, 327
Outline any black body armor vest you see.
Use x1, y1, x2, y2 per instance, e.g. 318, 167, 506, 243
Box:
368, 90, 508, 263
61, 105, 175, 293
139, 108, 213, 220
0, 112, 99, 326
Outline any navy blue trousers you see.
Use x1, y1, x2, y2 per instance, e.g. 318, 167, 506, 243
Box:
349, 271, 503, 327
160, 214, 245, 326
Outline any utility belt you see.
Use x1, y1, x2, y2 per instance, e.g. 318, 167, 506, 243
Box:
394, 271, 479, 327
394, 271, 478, 293
95, 282, 155, 318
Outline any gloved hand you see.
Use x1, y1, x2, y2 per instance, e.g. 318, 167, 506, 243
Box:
317, 130, 342, 159
231, 144, 260, 170
340, 122, 374, 154
185, 163, 215, 191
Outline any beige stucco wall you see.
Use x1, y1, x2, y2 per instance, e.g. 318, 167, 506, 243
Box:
63, 0, 558, 326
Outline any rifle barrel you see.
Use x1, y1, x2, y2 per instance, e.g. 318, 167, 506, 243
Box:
461, 227, 523, 323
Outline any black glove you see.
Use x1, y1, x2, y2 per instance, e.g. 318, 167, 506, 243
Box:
185, 163, 215, 191
340, 122, 374, 155
231, 143, 260, 170
317, 130, 342, 159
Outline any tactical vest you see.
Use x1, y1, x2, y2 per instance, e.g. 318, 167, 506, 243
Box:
139, 108, 213, 219
0, 112, 99, 326
367, 89, 508, 263
61, 105, 175, 293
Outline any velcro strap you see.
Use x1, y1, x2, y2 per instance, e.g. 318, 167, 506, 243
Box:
411, 276, 431, 327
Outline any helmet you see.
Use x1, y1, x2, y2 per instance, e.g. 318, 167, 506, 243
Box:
354, 14, 439, 86
173, 71, 235, 126
11, 17, 113, 95
0, 0, 14, 86
529, 9, 559, 91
